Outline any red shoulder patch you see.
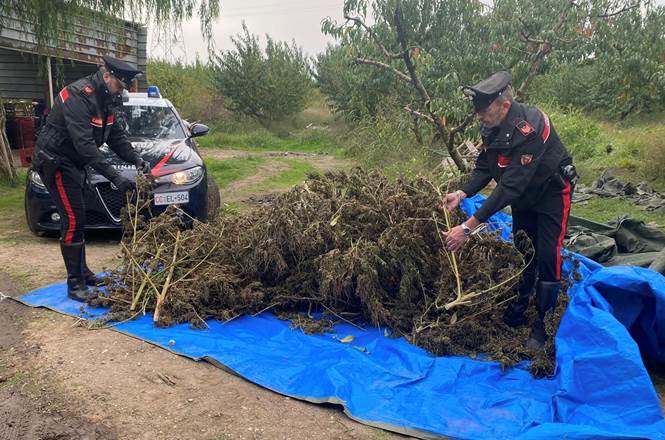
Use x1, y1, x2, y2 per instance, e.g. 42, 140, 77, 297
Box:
82, 85, 94, 96
515, 119, 535, 136
58, 88, 69, 102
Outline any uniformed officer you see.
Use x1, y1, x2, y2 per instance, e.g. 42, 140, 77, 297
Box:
443, 71, 577, 349
33, 55, 151, 302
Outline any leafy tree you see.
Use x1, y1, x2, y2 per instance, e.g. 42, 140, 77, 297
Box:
500, 1, 665, 119
1, 0, 220, 50
316, 45, 401, 121
321, 0, 651, 171
210, 24, 312, 125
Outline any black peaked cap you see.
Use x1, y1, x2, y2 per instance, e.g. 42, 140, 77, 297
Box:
462, 71, 512, 112
102, 55, 143, 88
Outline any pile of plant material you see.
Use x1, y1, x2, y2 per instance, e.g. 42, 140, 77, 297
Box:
95, 169, 567, 376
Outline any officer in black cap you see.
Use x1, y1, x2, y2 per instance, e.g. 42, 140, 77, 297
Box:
442, 71, 578, 349
32, 55, 151, 302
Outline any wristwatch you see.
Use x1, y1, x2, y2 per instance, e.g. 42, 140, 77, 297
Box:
461, 222, 472, 236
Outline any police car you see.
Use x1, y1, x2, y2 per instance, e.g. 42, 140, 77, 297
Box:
25, 86, 220, 235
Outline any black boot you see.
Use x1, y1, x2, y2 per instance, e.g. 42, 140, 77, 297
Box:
81, 245, 105, 287
503, 269, 538, 327
60, 242, 95, 302
525, 281, 560, 349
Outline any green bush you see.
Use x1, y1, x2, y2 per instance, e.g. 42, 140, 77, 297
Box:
641, 139, 665, 187
540, 104, 606, 161
210, 24, 312, 125
343, 108, 440, 177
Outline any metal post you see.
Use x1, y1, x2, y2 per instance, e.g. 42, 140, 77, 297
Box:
46, 56, 54, 107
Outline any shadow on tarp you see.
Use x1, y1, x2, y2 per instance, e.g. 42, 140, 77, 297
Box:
14, 195, 665, 439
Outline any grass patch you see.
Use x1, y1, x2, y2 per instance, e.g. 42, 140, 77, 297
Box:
540, 105, 665, 191
198, 127, 347, 157
0, 169, 26, 211
1, 370, 31, 387
205, 156, 266, 189
572, 197, 665, 227
251, 158, 317, 192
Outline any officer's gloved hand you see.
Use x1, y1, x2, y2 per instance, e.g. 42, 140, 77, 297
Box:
135, 159, 152, 176
111, 175, 133, 195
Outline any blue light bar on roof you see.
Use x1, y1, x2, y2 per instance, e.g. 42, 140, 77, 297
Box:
147, 85, 161, 98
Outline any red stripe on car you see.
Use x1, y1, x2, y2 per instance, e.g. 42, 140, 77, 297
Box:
55, 170, 76, 244
151, 149, 176, 176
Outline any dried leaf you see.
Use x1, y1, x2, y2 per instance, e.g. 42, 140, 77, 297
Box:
340, 335, 354, 343
450, 312, 458, 325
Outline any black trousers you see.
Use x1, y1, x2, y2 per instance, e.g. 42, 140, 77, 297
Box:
38, 162, 86, 245
512, 181, 572, 282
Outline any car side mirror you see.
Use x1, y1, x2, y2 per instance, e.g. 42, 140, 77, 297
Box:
190, 123, 209, 138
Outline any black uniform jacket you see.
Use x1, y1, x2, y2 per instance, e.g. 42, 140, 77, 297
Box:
460, 102, 572, 223
35, 70, 141, 182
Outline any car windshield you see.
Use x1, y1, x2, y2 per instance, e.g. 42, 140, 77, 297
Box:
121, 105, 186, 139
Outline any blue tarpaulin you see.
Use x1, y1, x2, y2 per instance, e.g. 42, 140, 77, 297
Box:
17, 195, 665, 439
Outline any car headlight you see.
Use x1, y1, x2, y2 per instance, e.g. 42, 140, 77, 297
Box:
28, 170, 46, 189
155, 166, 204, 185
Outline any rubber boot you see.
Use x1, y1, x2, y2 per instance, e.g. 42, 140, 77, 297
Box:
81, 245, 105, 287
525, 281, 560, 350
503, 269, 538, 328
60, 242, 95, 302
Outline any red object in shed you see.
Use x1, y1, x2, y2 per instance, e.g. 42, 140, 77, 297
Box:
16, 117, 36, 167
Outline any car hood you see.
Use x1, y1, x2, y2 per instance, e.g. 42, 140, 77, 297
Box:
96, 138, 203, 178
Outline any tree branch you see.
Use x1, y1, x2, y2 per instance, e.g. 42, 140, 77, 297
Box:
394, 1, 467, 172
516, 1, 574, 100
404, 105, 435, 124
451, 112, 475, 137
597, 2, 640, 18
345, 15, 403, 59
394, 5, 432, 112
353, 58, 412, 83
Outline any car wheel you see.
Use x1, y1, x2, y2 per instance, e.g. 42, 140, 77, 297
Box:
206, 177, 221, 221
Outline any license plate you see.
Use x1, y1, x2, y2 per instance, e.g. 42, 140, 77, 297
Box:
154, 191, 189, 206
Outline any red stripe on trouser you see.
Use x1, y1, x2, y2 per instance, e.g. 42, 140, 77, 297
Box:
55, 170, 77, 244
555, 181, 572, 280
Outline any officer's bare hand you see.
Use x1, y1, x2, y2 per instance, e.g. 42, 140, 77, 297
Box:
443, 190, 466, 211
442, 225, 468, 251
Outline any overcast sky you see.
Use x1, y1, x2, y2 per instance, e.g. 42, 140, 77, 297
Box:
148, 0, 346, 62
148, 0, 665, 63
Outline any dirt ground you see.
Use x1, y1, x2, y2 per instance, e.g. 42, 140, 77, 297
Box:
1, 151, 409, 440
201, 149, 352, 206
2, 149, 664, 439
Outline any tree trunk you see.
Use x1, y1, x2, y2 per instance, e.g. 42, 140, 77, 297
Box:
0, 103, 18, 183
412, 117, 423, 145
